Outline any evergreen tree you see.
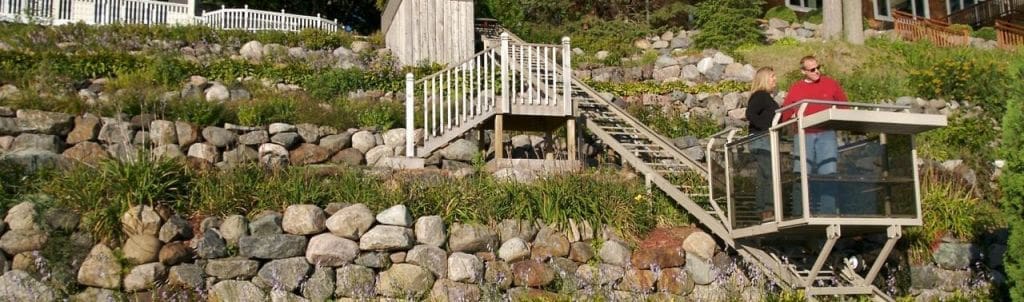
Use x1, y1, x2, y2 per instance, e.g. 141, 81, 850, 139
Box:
691, 0, 765, 53
1002, 67, 1024, 301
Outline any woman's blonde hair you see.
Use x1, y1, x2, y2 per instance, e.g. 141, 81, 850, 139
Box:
750, 67, 776, 93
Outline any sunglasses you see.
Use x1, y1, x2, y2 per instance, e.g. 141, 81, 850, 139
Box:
802, 65, 823, 73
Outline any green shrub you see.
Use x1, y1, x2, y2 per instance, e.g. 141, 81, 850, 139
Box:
973, 27, 997, 41
353, 100, 403, 130
764, 6, 799, 24
297, 28, 353, 50
803, 10, 823, 24
904, 169, 1000, 263
917, 114, 998, 163
692, 0, 766, 53
1003, 67, 1024, 301
168, 98, 233, 126
303, 68, 368, 100
146, 56, 196, 87
909, 54, 1008, 112
585, 80, 749, 96
236, 96, 297, 126
41, 156, 190, 243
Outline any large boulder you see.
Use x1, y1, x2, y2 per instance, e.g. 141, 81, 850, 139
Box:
5, 202, 39, 231
448, 252, 484, 283
306, 233, 360, 266
290, 143, 331, 165
16, 109, 73, 135
123, 235, 162, 264
498, 219, 538, 242
175, 121, 199, 147
77, 244, 122, 289
192, 229, 228, 259
599, 240, 632, 267
209, 280, 266, 302
532, 226, 570, 259
167, 264, 204, 290
377, 263, 435, 298
415, 215, 446, 247
326, 203, 376, 240
63, 142, 110, 164
335, 265, 376, 298
159, 215, 193, 243
239, 234, 307, 259
0, 149, 63, 172
511, 259, 555, 287
0, 270, 57, 302
122, 205, 162, 237
498, 238, 531, 262
301, 267, 335, 302
67, 114, 101, 144
350, 131, 376, 153
282, 204, 326, 235
12, 133, 62, 153
123, 262, 167, 292
0, 229, 47, 255
187, 142, 220, 163
319, 133, 352, 153
238, 130, 269, 146
376, 204, 413, 227
98, 121, 133, 144
158, 241, 193, 266
407, 245, 448, 278
255, 257, 311, 292
202, 126, 237, 147
206, 257, 260, 280
448, 223, 498, 253
359, 225, 414, 251
439, 139, 478, 161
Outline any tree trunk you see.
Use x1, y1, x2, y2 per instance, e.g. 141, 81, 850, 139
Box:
843, 0, 865, 44
823, 0, 843, 40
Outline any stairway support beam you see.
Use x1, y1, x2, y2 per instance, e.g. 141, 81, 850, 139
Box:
806, 224, 841, 288
493, 114, 504, 159
864, 225, 901, 285
567, 117, 576, 161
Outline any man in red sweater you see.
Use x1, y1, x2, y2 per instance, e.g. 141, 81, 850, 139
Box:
782, 55, 848, 217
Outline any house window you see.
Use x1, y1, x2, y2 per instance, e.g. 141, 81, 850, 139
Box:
787, 0, 820, 12
948, 0, 982, 15
895, 0, 930, 18
875, 0, 894, 21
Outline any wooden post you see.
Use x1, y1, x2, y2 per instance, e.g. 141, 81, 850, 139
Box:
843, 0, 864, 44
493, 115, 504, 160
405, 73, 415, 157
567, 117, 576, 162
823, 0, 842, 40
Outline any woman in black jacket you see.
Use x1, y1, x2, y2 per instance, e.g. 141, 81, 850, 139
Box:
746, 67, 779, 222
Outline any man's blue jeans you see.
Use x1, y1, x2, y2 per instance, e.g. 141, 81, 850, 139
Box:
791, 130, 838, 216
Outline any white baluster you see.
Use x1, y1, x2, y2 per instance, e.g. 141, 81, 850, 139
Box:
422, 80, 427, 141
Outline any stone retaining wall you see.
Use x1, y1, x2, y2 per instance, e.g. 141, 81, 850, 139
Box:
0, 200, 752, 301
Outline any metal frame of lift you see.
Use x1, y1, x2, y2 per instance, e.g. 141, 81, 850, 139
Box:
705, 100, 947, 301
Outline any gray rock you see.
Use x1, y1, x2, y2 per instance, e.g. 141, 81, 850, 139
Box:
206, 257, 260, 279
77, 244, 121, 289
683, 231, 716, 260
497, 219, 537, 243
0, 85, 18, 100
269, 123, 296, 135
415, 215, 446, 247
67, 114, 101, 144
933, 242, 975, 270
159, 215, 193, 243
106, 143, 139, 162
239, 234, 307, 259
256, 257, 311, 292
498, 238, 530, 262
684, 253, 714, 285
376, 204, 413, 227
240, 41, 264, 60
13, 133, 62, 153
654, 55, 679, 68
319, 133, 352, 153
223, 146, 258, 166
271, 132, 301, 149
149, 120, 177, 146
230, 88, 251, 101
600, 240, 632, 267
696, 57, 715, 74
364, 145, 393, 166
768, 18, 790, 29
654, 65, 682, 82
377, 263, 435, 298
205, 83, 230, 102
0, 149, 63, 172
123, 234, 162, 264
354, 252, 391, 268
5, 202, 39, 231
220, 215, 248, 246
210, 280, 267, 302
326, 203, 376, 240
174, 121, 199, 147
681, 65, 701, 81
193, 229, 228, 259
302, 267, 334, 302
187, 142, 219, 163
595, 51, 610, 61
448, 252, 484, 283
576, 263, 624, 286
259, 143, 289, 167
335, 265, 376, 298
670, 36, 692, 49
439, 139, 478, 161
532, 226, 570, 260
270, 290, 308, 302
123, 262, 167, 292
152, 144, 184, 162
70, 287, 124, 302
350, 130, 376, 153
202, 126, 237, 148
569, 242, 595, 263
0, 270, 57, 302
282, 204, 326, 235
330, 148, 364, 165
407, 245, 448, 278
306, 233, 359, 266
167, 264, 205, 289
359, 225, 414, 251
0, 229, 47, 255
296, 123, 321, 143
485, 261, 513, 289
0, 118, 16, 136
449, 223, 498, 253
16, 109, 73, 135
724, 63, 753, 82
238, 130, 269, 145
250, 212, 283, 236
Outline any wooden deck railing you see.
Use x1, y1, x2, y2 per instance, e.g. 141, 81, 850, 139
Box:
997, 19, 1024, 49
894, 10, 971, 47
946, 0, 1024, 27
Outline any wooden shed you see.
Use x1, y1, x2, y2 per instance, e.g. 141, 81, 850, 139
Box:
381, 0, 474, 66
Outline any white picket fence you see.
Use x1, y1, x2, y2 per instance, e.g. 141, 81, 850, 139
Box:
0, 0, 340, 31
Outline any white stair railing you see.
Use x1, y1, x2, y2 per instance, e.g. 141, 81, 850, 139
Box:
404, 32, 574, 157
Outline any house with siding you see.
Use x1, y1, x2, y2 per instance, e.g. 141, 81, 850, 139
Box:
767, 0, 1023, 27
